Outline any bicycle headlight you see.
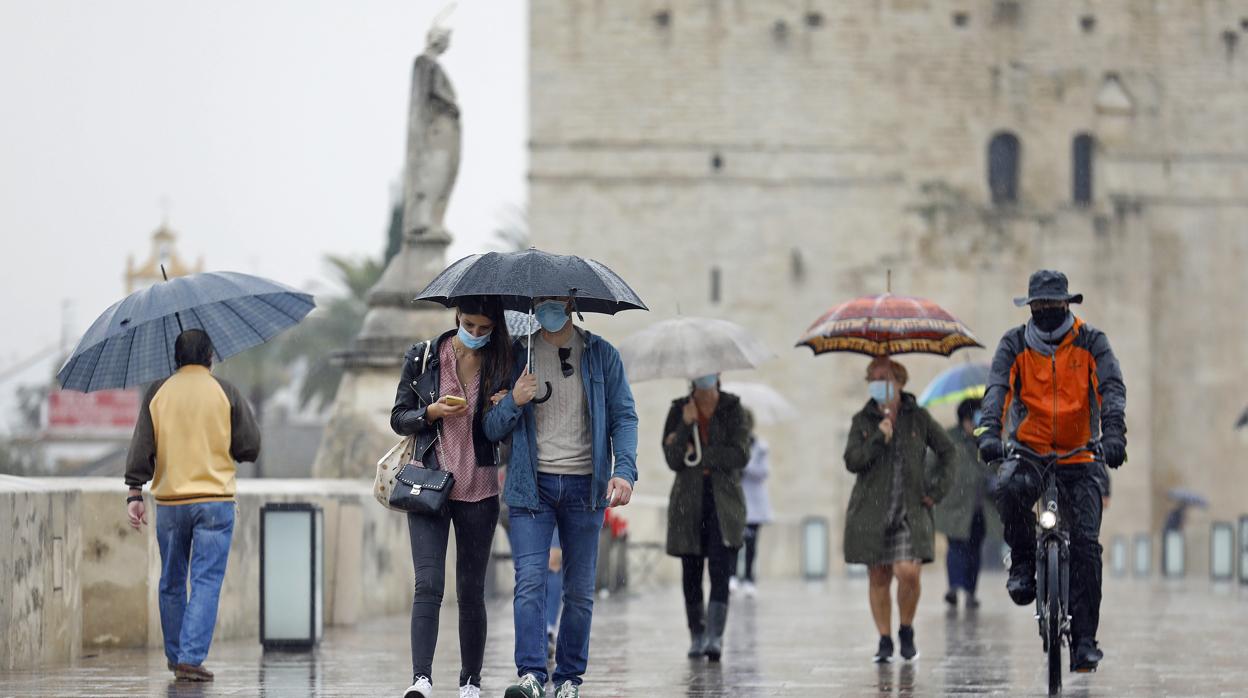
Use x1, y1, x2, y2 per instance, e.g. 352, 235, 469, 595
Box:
1039, 510, 1058, 530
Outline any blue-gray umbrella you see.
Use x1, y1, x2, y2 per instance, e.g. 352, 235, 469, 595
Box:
57, 271, 315, 392
415, 248, 647, 315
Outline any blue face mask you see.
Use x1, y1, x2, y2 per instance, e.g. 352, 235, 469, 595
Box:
535, 301, 569, 333
457, 324, 491, 350
868, 380, 896, 404
692, 375, 718, 390
972, 409, 983, 426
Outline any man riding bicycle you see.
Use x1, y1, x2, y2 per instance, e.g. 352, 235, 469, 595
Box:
978, 270, 1127, 672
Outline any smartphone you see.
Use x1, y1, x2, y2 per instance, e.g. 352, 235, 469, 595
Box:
442, 395, 467, 407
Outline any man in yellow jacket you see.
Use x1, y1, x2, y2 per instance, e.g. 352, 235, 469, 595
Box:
124, 329, 261, 682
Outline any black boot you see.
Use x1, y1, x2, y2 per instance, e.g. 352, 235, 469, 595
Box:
898, 624, 918, 661
1072, 638, 1103, 672
874, 636, 894, 664
685, 601, 707, 658
703, 601, 728, 662
1006, 560, 1036, 606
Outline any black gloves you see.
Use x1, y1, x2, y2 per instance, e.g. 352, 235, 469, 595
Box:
978, 435, 1004, 464
1102, 437, 1127, 469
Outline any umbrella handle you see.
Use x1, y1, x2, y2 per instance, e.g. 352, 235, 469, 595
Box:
532, 381, 553, 405
683, 428, 703, 467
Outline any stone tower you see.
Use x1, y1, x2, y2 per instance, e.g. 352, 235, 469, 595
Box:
528, 0, 1248, 575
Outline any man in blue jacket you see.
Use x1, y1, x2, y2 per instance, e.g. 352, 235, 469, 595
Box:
485, 296, 639, 698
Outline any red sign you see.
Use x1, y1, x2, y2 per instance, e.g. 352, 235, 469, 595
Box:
45, 389, 140, 433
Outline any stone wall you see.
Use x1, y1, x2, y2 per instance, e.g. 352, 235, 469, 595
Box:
528, 0, 1248, 570
0, 477, 415, 668
0, 476, 81, 670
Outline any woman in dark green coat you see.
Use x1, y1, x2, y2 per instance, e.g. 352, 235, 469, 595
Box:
844, 358, 955, 664
663, 374, 749, 663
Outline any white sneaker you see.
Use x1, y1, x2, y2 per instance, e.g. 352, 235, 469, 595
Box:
728, 576, 740, 593
555, 680, 580, 698
742, 581, 758, 598
459, 684, 482, 698
404, 676, 432, 698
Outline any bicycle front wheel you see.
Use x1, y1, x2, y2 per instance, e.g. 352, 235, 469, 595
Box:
1046, 539, 1062, 695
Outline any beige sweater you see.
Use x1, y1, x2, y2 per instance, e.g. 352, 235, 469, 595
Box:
125, 365, 261, 505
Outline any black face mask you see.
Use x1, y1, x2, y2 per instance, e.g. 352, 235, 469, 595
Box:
1031, 306, 1068, 333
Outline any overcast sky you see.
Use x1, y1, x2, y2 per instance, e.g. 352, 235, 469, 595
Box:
0, 1, 526, 417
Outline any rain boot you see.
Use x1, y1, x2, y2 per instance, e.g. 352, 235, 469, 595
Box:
703, 601, 729, 662
685, 601, 707, 658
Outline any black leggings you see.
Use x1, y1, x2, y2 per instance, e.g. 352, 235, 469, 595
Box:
407, 497, 500, 687
681, 481, 739, 607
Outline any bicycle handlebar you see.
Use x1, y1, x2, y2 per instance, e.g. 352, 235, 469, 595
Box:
1008, 440, 1102, 464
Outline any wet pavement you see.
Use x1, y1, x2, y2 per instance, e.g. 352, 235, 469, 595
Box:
4, 573, 1248, 697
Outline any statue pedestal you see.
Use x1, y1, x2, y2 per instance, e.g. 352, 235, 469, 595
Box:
311, 233, 452, 478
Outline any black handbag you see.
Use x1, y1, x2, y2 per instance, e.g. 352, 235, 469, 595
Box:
388, 459, 454, 516
388, 372, 455, 515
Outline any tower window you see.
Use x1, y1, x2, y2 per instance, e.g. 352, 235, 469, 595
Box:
987, 132, 1021, 205
1072, 133, 1094, 206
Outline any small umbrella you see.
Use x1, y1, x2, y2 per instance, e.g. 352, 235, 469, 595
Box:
917, 362, 990, 407
416, 247, 647, 402
720, 381, 798, 425
504, 310, 539, 337
617, 316, 774, 383
1166, 488, 1209, 508
58, 271, 314, 392
796, 292, 981, 357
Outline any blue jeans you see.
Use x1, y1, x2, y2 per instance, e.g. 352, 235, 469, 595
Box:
510, 474, 604, 686
946, 509, 987, 594
156, 501, 235, 667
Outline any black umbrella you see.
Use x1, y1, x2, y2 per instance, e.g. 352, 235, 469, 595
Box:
416, 247, 647, 402
415, 248, 647, 315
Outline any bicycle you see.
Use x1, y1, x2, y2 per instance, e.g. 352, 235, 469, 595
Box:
998, 441, 1100, 695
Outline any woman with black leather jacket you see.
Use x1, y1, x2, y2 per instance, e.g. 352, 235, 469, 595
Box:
390, 295, 512, 698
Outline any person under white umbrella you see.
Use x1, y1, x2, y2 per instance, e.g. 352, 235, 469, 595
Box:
619, 316, 772, 663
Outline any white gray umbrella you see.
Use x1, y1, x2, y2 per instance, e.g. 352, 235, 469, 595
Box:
504, 310, 539, 337
720, 382, 799, 425
617, 316, 774, 383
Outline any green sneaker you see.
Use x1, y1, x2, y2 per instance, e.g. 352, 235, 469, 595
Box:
504, 674, 546, 698
555, 681, 580, 698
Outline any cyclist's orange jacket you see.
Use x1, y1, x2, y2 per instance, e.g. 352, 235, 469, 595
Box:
980, 317, 1126, 464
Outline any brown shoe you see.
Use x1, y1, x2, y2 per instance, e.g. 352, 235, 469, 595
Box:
174, 664, 214, 682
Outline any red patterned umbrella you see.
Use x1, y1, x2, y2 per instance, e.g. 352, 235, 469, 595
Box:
796, 293, 982, 357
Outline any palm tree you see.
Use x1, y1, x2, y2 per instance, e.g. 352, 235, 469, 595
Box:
278, 254, 384, 411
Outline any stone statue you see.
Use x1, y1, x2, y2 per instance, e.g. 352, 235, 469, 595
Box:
311, 6, 460, 478
402, 7, 459, 240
